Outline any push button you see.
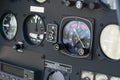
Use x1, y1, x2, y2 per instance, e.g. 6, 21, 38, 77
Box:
24, 74, 28, 78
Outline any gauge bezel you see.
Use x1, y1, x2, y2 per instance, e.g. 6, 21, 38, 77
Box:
34, 0, 47, 4
98, 24, 120, 61
59, 16, 93, 58
23, 14, 45, 46
0, 12, 18, 41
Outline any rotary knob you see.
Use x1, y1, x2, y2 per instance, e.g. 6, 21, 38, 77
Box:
63, 0, 75, 7
76, 1, 83, 9
89, 2, 100, 9
76, 0, 87, 9
53, 43, 64, 51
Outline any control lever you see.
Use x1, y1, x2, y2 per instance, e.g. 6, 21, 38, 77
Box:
13, 41, 24, 53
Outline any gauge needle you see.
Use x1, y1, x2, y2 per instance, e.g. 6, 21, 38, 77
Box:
34, 15, 39, 32
73, 28, 85, 48
35, 19, 38, 32
3, 24, 9, 27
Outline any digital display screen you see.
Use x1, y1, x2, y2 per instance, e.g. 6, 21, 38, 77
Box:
1, 64, 24, 78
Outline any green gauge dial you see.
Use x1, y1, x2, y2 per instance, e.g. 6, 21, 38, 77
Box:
1, 13, 17, 40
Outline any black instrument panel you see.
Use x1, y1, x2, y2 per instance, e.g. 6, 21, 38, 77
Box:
0, 0, 119, 80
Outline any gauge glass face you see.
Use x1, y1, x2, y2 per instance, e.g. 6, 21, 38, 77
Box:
36, 0, 47, 3
48, 71, 65, 80
100, 24, 120, 60
81, 71, 94, 80
95, 74, 108, 80
101, 0, 117, 10
24, 14, 45, 45
63, 21, 91, 56
110, 77, 120, 80
2, 13, 17, 40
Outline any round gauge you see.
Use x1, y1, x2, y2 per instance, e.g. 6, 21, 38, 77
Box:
63, 20, 91, 56
1, 13, 17, 40
100, 0, 117, 10
23, 14, 45, 45
110, 77, 120, 80
48, 71, 65, 80
100, 24, 120, 60
35, 0, 47, 3
81, 71, 94, 80
95, 74, 108, 80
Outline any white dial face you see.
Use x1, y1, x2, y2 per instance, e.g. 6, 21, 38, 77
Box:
100, 24, 120, 60
36, 0, 47, 3
81, 71, 94, 80
110, 77, 120, 80
95, 74, 108, 80
48, 71, 65, 80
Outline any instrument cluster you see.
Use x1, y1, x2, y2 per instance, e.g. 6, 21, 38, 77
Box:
0, 0, 96, 59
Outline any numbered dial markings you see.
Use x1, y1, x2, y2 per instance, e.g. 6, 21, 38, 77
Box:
23, 14, 45, 45
1, 13, 17, 40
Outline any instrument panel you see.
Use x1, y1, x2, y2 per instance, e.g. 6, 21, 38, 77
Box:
0, 0, 119, 80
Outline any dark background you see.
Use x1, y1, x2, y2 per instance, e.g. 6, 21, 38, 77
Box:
0, 0, 119, 80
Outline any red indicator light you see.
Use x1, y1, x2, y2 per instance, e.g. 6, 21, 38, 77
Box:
81, 24, 87, 29
72, 23, 78, 28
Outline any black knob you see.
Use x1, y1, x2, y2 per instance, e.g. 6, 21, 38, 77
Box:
14, 44, 21, 50
64, 0, 75, 7
49, 30, 54, 36
89, 2, 100, 9
53, 43, 64, 51
13, 42, 24, 52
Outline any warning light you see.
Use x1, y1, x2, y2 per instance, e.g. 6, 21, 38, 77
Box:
81, 24, 87, 29
72, 23, 78, 28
